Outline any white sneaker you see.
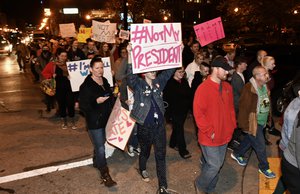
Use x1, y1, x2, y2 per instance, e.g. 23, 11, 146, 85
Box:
127, 146, 135, 157
133, 147, 141, 155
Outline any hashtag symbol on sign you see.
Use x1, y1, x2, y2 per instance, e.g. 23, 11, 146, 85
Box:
67, 63, 78, 72
131, 25, 147, 44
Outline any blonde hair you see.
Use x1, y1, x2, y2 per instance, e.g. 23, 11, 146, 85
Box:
261, 56, 274, 67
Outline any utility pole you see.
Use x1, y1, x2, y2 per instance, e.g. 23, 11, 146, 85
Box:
123, 0, 128, 30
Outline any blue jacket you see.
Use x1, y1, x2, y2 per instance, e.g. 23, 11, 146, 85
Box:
127, 63, 176, 125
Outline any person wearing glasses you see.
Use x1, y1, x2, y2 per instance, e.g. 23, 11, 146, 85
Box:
164, 67, 192, 159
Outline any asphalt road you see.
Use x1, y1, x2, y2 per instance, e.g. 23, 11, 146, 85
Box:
0, 54, 281, 194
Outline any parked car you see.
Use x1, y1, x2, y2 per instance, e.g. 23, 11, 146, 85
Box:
0, 35, 13, 55
272, 70, 300, 116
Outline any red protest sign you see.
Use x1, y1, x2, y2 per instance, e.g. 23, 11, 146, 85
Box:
194, 17, 225, 47
106, 98, 135, 150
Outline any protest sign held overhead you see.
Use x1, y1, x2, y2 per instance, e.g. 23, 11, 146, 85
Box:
193, 17, 225, 47
91, 20, 116, 43
130, 23, 182, 74
59, 23, 77, 38
106, 98, 135, 150
77, 28, 91, 43
66, 57, 113, 92
119, 29, 130, 40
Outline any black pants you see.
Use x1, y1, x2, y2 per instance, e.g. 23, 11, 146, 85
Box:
17, 55, 26, 71
169, 113, 188, 155
55, 89, 75, 118
30, 63, 39, 81
137, 122, 167, 188
281, 156, 300, 194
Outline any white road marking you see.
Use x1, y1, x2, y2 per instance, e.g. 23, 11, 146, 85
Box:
0, 158, 93, 184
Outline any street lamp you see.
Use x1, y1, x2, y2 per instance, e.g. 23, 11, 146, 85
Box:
86, 15, 91, 20
234, 7, 239, 13
163, 16, 168, 21
293, 10, 298, 14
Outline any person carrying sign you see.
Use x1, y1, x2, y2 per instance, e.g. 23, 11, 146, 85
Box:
126, 45, 175, 194
79, 56, 116, 187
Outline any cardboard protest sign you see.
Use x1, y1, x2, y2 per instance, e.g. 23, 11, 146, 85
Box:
77, 27, 91, 43
66, 57, 113, 92
119, 29, 130, 40
130, 23, 182, 74
91, 20, 116, 43
59, 23, 77, 38
193, 17, 225, 47
106, 98, 135, 150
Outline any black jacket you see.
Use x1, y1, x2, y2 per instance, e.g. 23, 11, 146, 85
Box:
79, 75, 113, 129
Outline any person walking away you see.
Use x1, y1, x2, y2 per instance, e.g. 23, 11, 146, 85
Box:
231, 66, 276, 179
79, 56, 116, 187
16, 42, 30, 72
193, 56, 236, 194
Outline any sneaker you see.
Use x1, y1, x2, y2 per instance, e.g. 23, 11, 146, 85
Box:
158, 186, 169, 194
259, 168, 276, 179
61, 118, 67, 129
133, 147, 141, 155
127, 146, 135, 157
71, 124, 77, 130
140, 170, 150, 182
231, 153, 247, 166
71, 118, 77, 130
61, 123, 67, 129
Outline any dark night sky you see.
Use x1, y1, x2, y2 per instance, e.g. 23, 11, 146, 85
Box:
0, 0, 43, 26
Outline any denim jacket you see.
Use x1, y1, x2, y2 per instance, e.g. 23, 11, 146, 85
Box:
127, 63, 176, 125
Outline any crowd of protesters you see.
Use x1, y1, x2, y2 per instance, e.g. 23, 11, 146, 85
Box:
15, 30, 300, 194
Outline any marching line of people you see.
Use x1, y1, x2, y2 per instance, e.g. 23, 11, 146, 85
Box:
15, 33, 300, 194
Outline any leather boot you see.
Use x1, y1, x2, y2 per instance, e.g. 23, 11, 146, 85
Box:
99, 166, 117, 187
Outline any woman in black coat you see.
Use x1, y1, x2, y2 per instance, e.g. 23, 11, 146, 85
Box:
79, 56, 116, 187
164, 67, 192, 159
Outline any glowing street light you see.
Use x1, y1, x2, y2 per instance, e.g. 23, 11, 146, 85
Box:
86, 15, 91, 20
294, 10, 298, 14
234, 7, 239, 13
163, 16, 168, 21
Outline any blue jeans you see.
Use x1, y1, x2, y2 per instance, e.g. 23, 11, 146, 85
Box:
234, 124, 269, 170
88, 128, 107, 168
195, 144, 227, 193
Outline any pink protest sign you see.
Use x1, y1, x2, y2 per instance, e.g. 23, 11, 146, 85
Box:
106, 98, 135, 150
130, 23, 182, 74
193, 17, 225, 47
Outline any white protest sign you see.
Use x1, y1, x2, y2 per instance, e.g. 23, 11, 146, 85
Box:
59, 23, 77, 38
130, 23, 182, 74
119, 29, 130, 40
106, 98, 135, 150
91, 20, 116, 43
66, 58, 113, 92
